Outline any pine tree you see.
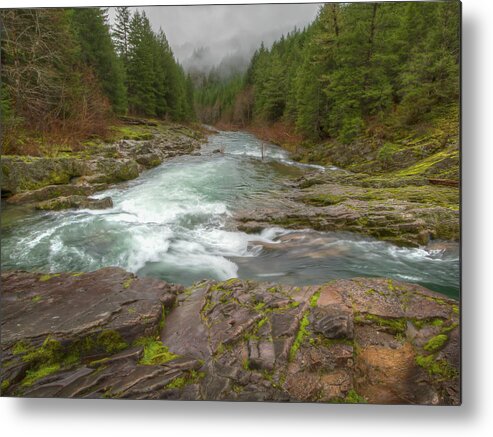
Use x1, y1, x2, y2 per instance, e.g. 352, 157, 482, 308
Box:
71, 7, 127, 114
112, 6, 131, 64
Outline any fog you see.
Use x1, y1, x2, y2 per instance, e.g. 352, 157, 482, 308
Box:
110, 3, 322, 76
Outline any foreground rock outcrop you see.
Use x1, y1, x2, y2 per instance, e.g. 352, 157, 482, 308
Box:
1, 268, 460, 404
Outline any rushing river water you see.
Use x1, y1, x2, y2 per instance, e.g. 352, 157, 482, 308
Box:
0, 130, 460, 298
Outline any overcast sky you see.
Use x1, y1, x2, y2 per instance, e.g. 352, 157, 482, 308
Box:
110, 3, 322, 71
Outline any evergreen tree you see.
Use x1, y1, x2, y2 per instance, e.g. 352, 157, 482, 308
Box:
71, 7, 127, 114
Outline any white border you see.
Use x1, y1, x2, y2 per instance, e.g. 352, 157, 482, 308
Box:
2, 0, 492, 436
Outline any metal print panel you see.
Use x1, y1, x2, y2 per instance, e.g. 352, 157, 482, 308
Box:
0, 1, 461, 404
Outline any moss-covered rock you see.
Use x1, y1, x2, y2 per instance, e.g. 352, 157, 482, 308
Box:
35, 195, 113, 211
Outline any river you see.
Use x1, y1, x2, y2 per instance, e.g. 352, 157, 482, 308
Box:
0, 130, 460, 298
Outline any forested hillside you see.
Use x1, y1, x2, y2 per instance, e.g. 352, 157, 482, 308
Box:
0, 7, 194, 155
195, 1, 460, 175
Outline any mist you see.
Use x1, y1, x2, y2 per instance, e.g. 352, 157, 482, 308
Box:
110, 3, 322, 76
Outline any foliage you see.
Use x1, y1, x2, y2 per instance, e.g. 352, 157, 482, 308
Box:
0, 7, 194, 155
195, 2, 459, 145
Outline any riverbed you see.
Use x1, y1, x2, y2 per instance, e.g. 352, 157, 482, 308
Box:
0, 130, 460, 298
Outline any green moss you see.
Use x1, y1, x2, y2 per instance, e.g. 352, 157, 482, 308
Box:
242, 358, 250, 370
97, 331, 128, 354
289, 312, 311, 361
257, 317, 268, 329
412, 317, 445, 329
166, 377, 187, 389
452, 305, 459, 315
22, 363, 61, 387
39, 273, 61, 282
330, 389, 367, 404
344, 389, 367, 404
303, 194, 344, 207
423, 334, 448, 353
1, 379, 10, 392
122, 278, 133, 289
309, 290, 321, 307
165, 370, 205, 390
135, 337, 179, 365
377, 142, 402, 164
31, 295, 42, 303
71, 272, 84, 277
254, 302, 266, 311
415, 354, 458, 380
360, 314, 407, 334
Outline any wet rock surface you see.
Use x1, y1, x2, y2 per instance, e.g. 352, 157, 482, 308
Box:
1, 269, 460, 404
234, 168, 459, 247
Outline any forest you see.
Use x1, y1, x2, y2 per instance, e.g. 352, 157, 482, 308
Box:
195, 1, 460, 144
0, 7, 194, 155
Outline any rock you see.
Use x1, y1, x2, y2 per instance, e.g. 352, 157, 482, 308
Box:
1, 122, 205, 200
234, 169, 459, 247
6, 184, 97, 205
1, 156, 83, 196
1, 271, 459, 404
35, 195, 113, 211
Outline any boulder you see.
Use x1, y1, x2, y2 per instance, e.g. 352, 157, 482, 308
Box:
1, 271, 460, 404
35, 195, 113, 211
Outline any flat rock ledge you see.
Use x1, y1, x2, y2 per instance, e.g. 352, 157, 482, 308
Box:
1, 268, 460, 404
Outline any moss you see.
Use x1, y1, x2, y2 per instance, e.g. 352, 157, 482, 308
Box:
135, 337, 179, 365
165, 370, 205, 390
360, 314, 407, 334
257, 317, 268, 329
232, 383, 244, 394
39, 273, 61, 282
242, 358, 250, 370
415, 354, 458, 380
412, 317, 445, 329
303, 194, 344, 207
423, 334, 448, 353
71, 272, 84, 277
97, 330, 128, 354
452, 305, 459, 315
31, 295, 42, 303
22, 363, 61, 387
122, 277, 133, 289
344, 389, 367, 404
166, 377, 187, 389
330, 389, 367, 404
289, 312, 311, 361
1, 379, 10, 392
254, 302, 266, 311
309, 290, 321, 307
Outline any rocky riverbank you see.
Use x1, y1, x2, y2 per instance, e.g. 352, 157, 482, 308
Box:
235, 167, 459, 247
1, 120, 206, 210
1, 268, 460, 404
